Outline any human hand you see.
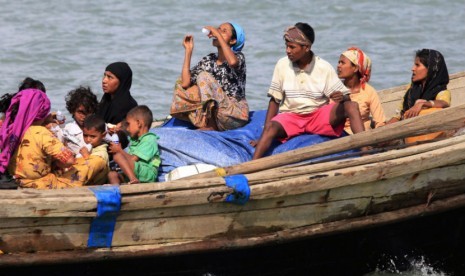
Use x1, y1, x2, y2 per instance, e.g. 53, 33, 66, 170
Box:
386, 117, 400, 125
50, 112, 66, 125
403, 102, 424, 119
249, 140, 258, 147
106, 123, 120, 135
183, 35, 194, 51
203, 26, 219, 40
79, 146, 90, 159
108, 142, 122, 154
329, 91, 345, 103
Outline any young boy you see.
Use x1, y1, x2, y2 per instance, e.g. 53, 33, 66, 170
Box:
79, 114, 109, 164
252, 23, 365, 159
78, 114, 110, 185
108, 105, 160, 184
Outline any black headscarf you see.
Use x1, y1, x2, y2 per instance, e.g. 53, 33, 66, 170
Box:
402, 49, 449, 113
97, 62, 138, 124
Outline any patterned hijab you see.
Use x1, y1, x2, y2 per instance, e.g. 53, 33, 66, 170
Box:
342, 47, 372, 89
402, 49, 449, 113
283, 26, 312, 46
0, 89, 50, 173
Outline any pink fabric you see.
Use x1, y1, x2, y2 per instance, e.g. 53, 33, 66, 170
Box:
0, 89, 51, 173
272, 103, 344, 142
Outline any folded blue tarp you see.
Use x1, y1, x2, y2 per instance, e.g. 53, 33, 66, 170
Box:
152, 110, 353, 182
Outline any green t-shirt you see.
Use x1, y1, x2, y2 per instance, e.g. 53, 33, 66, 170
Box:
128, 132, 160, 182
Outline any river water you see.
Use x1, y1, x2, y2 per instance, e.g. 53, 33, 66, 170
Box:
1, 0, 464, 120
1, 0, 464, 274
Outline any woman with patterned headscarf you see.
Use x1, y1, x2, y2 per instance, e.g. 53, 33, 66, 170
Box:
170, 22, 249, 131
337, 47, 386, 134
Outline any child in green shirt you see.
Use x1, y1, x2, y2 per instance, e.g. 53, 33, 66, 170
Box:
108, 105, 160, 184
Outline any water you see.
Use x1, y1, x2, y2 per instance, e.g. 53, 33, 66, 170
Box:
1, 0, 464, 120
1, 0, 464, 274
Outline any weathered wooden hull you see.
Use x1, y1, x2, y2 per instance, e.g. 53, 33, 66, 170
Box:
1, 72, 465, 267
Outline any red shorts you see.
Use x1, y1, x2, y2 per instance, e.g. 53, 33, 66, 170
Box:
272, 103, 344, 142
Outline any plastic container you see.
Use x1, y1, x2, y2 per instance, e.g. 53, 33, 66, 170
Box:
111, 133, 119, 144
85, 143, 93, 152
56, 110, 65, 122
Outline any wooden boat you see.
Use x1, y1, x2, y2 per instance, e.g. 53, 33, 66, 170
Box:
1, 71, 465, 269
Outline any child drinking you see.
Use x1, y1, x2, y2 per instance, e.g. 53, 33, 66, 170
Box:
79, 114, 110, 185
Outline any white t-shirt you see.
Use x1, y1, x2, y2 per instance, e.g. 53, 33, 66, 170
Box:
267, 55, 349, 114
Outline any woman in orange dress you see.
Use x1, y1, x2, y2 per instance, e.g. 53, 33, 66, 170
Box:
1, 89, 107, 189
337, 47, 386, 134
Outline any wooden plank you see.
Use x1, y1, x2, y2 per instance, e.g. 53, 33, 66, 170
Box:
247, 142, 465, 201
5, 161, 461, 254
0, 217, 91, 229
3, 138, 465, 217
185, 104, 465, 179
0, 196, 97, 218
3, 192, 465, 266
246, 134, 465, 185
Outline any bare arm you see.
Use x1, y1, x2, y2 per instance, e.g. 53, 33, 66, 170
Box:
250, 98, 279, 147
264, 98, 280, 126
205, 26, 239, 68
181, 35, 194, 89
108, 142, 139, 162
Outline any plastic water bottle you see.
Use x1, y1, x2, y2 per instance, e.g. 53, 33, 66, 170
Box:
56, 110, 65, 122
202, 28, 210, 35
111, 133, 119, 144
85, 143, 93, 152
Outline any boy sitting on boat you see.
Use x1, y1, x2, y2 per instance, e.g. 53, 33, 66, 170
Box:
251, 22, 365, 160
78, 114, 110, 185
108, 105, 160, 184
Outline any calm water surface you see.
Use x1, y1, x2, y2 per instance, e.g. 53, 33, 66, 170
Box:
1, 0, 464, 274
1, 0, 464, 119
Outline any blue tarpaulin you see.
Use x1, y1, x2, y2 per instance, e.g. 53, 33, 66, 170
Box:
152, 110, 353, 182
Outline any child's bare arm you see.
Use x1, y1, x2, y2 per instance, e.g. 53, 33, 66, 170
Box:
109, 142, 139, 184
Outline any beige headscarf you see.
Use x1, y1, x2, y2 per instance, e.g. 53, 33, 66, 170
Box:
341, 47, 372, 89
283, 26, 312, 46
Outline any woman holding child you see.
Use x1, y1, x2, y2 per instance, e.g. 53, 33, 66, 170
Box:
0, 89, 107, 189
337, 47, 386, 134
170, 22, 249, 131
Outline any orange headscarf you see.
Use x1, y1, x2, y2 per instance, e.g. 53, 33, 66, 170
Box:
341, 47, 372, 89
